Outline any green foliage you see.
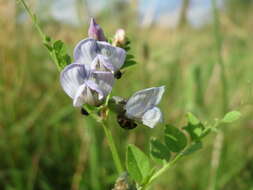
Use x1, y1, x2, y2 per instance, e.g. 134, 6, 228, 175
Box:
139, 111, 242, 188
126, 144, 151, 184
44, 39, 71, 70
150, 138, 171, 161
122, 58, 137, 69
164, 125, 187, 152
184, 112, 206, 141
4, 1, 248, 189
183, 142, 202, 155
121, 38, 138, 69
222, 111, 241, 123
187, 112, 200, 125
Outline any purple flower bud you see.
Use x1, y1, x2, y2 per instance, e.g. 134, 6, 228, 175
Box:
88, 18, 106, 41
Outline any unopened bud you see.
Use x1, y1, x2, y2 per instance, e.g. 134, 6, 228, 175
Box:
88, 18, 106, 41
112, 29, 126, 47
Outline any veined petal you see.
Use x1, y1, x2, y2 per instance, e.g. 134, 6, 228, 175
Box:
73, 83, 100, 107
73, 38, 98, 63
141, 107, 162, 128
90, 55, 114, 72
73, 84, 86, 107
97, 41, 126, 72
125, 86, 165, 119
85, 80, 104, 100
74, 38, 126, 72
60, 63, 88, 99
92, 71, 114, 96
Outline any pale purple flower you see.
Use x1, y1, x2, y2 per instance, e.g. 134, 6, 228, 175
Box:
60, 63, 114, 107
88, 18, 106, 41
124, 86, 165, 128
73, 38, 126, 73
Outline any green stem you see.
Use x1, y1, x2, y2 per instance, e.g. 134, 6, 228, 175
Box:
18, 0, 46, 41
140, 153, 184, 190
209, 1, 228, 190
18, 0, 62, 70
84, 104, 124, 174
19, 0, 123, 176
101, 120, 124, 174
211, 0, 228, 114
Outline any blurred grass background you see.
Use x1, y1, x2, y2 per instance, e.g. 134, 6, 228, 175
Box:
1, 0, 253, 189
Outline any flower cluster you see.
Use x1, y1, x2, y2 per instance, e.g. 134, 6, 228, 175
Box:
60, 18, 126, 107
60, 18, 165, 128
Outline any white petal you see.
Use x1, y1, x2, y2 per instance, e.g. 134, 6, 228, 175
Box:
73, 84, 87, 107
125, 86, 165, 119
73, 38, 98, 63
142, 107, 162, 128
85, 80, 104, 100
73, 38, 126, 72
91, 71, 114, 97
60, 63, 88, 99
90, 55, 114, 71
97, 41, 126, 71
73, 83, 101, 107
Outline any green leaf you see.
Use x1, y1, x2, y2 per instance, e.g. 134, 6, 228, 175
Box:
53, 40, 63, 50
187, 112, 200, 125
125, 39, 131, 45
64, 54, 71, 65
122, 60, 137, 69
45, 35, 51, 42
183, 123, 205, 141
184, 112, 209, 141
51, 40, 71, 70
183, 142, 202, 155
150, 138, 171, 161
126, 144, 150, 184
126, 54, 134, 60
43, 43, 52, 51
124, 46, 130, 51
164, 125, 187, 152
200, 127, 211, 138
222, 111, 241, 123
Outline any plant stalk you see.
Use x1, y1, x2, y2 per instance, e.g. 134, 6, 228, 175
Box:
101, 120, 124, 174
19, 0, 124, 181
209, 1, 228, 190
18, 0, 62, 70
139, 153, 184, 190
18, 0, 46, 41
211, 0, 228, 114
85, 105, 124, 175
